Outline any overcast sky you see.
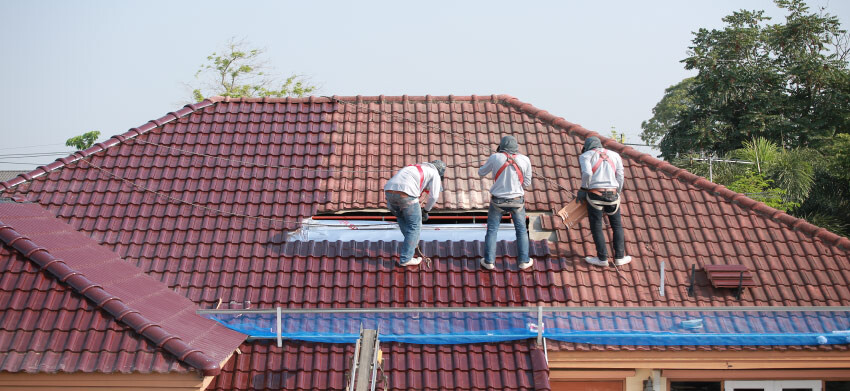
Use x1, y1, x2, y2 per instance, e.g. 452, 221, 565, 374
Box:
1, 0, 848, 171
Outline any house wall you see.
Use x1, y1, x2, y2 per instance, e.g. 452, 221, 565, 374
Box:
0, 372, 211, 391
549, 351, 850, 391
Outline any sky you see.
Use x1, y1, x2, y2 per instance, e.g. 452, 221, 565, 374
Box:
1, 0, 848, 171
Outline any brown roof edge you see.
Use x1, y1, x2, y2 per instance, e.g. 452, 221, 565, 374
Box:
0, 221, 225, 376
214, 94, 508, 104
496, 94, 850, 252
0, 98, 221, 194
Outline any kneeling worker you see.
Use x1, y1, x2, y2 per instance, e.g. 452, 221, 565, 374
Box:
384, 160, 446, 267
577, 136, 631, 267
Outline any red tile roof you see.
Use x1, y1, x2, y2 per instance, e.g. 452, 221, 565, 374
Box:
208, 341, 550, 391
0, 202, 245, 375
2, 94, 850, 388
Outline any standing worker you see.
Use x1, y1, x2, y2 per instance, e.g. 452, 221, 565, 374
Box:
384, 160, 446, 267
577, 136, 631, 267
478, 136, 534, 271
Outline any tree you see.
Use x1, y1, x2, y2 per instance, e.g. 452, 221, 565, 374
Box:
641, 0, 850, 237
644, 0, 850, 159
65, 131, 100, 150
726, 172, 798, 212
640, 78, 694, 145
191, 39, 317, 101
609, 127, 627, 143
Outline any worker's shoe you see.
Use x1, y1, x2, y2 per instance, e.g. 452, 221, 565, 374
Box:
613, 256, 632, 266
584, 256, 609, 267
479, 258, 495, 270
518, 259, 534, 271
399, 257, 422, 267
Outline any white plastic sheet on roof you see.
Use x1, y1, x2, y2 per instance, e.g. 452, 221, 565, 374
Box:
288, 219, 518, 242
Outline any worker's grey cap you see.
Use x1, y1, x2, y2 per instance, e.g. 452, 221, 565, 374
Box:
430, 160, 446, 178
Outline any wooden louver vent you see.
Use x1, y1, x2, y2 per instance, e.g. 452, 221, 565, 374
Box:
704, 264, 757, 289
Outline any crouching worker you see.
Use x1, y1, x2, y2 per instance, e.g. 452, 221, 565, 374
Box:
577, 136, 631, 267
384, 160, 446, 267
478, 136, 534, 271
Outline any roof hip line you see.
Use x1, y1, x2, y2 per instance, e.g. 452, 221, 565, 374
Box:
495, 94, 850, 251
0, 220, 225, 376
0, 98, 222, 193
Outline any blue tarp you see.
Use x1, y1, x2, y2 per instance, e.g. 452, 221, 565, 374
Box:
203, 309, 850, 346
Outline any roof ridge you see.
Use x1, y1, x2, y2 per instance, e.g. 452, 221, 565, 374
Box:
0, 212, 237, 376
0, 98, 220, 193
496, 94, 850, 252
211, 94, 506, 104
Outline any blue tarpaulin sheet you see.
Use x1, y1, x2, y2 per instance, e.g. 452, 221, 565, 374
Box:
203, 309, 850, 346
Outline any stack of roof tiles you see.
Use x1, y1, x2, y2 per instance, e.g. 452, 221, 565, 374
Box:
2, 95, 850, 389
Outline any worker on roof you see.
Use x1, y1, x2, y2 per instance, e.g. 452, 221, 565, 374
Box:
577, 136, 631, 268
478, 136, 534, 271
384, 160, 446, 267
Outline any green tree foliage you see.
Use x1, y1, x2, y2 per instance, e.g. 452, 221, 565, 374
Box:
643, 0, 850, 237
727, 172, 799, 212
646, 0, 850, 158
640, 78, 694, 145
192, 39, 316, 101
609, 127, 627, 143
795, 134, 850, 236
65, 131, 100, 150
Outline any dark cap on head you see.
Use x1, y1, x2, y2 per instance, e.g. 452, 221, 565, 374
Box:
430, 160, 447, 178
497, 136, 519, 153
583, 136, 603, 153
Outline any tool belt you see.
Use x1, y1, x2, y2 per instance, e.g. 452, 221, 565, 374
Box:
492, 195, 525, 211
586, 189, 620, 215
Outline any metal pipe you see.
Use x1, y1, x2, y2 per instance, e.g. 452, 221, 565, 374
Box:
276, 306, 282, 347
198, 305, 850, 315
659, 261, 665, 297
536, 306, 543, 345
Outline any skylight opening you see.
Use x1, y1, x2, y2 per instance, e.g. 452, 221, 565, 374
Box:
289, 211, 526, 242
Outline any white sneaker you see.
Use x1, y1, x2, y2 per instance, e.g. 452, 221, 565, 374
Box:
518, 259, 534, 270
479, 258, 495, 270
584, 256, 609, 267
399, 257, 422, 267
613, 256, 632, 266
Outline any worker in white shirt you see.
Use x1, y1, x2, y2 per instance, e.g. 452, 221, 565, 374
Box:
478, 136, 534, 271
577, 136, 631, 267
384, 160, 446, 267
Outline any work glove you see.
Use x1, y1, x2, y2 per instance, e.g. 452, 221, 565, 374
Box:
576, 189, 587, 201
421, 208, 430, 222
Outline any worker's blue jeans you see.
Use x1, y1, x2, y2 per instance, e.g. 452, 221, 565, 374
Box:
483, 196, 529, 266
586, 192, 624, 261
385, 192, 421, 263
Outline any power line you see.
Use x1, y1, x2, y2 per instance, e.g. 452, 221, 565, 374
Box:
0, 152, 74, 158
0, 161, 48, 166
0, 143, 66, 152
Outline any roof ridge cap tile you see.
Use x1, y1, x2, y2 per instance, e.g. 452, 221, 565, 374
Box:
0, 214, 230, 376
497, 94, 850, 252
323, 95, 492, 104
0, 99, 218, 193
